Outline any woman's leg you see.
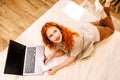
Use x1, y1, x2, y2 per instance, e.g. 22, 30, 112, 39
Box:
92, 0, 111, 25
99, 0, 114, 29
92, 0, 115, 40
91, 0, 108, 26
99, 7, 114, 30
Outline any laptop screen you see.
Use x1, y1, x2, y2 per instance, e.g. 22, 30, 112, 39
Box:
4, 40, 26, 75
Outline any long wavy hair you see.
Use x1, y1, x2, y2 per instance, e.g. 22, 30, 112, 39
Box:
41, 22, 79, 50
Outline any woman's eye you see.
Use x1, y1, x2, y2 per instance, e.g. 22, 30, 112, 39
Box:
49, 35, 53, 38
54, 30, 57, 33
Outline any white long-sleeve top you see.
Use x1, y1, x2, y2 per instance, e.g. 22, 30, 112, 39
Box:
57, 23, 100, 60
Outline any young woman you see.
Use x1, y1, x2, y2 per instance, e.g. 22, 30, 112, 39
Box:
41, 0, 114, 75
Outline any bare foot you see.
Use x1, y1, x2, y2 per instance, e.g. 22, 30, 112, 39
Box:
95, 0, 103, 12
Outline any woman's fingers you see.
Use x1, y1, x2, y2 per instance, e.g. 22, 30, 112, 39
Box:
43, 54, 53, 64
44, 57, 50, 64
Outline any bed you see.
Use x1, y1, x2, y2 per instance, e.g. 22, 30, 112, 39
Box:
0, 0, 120, 80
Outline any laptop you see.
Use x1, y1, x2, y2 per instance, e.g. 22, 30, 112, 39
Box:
4, 40, 59, 75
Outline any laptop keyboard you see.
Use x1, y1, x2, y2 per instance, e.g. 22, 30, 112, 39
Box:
24, 47, 36, 73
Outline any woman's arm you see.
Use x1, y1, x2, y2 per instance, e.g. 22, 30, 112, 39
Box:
48, 56, 76, 75
53, 49, 65, 57
44, 49, 65, 64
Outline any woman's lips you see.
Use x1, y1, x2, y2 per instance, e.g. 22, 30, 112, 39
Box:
56, 36, 60, 41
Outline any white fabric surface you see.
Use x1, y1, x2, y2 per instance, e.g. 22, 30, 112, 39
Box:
0, 0, 120, 80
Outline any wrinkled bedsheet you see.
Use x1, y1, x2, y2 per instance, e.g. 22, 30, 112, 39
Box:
0, 1, 120, 80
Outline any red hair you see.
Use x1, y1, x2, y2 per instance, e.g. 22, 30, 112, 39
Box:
41, 22, 79, 50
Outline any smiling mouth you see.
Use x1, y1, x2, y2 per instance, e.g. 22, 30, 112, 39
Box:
56, 36, 60, 41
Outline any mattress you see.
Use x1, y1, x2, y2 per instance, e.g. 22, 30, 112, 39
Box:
0, 0, 120, 80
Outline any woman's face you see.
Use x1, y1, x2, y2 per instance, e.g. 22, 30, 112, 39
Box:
46, 26, 62, 44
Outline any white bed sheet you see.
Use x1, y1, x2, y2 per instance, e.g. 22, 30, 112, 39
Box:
0, 0, 120, 80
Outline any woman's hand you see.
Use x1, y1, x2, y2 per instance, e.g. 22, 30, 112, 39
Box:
44, 50, 64, 64
48, 66, 60, 75
44, 54, 54, 64
47, 56, 76, 75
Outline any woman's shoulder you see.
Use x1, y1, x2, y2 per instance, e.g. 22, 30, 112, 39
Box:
73, 35, 82, 45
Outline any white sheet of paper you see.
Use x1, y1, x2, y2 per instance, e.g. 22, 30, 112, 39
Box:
63, 1, 85, 21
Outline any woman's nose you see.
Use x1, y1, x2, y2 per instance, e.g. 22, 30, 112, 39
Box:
53, 34, 58, 40
54, 33, 58, 38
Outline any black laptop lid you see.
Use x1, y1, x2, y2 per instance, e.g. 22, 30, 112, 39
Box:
4, 40, 26, 75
